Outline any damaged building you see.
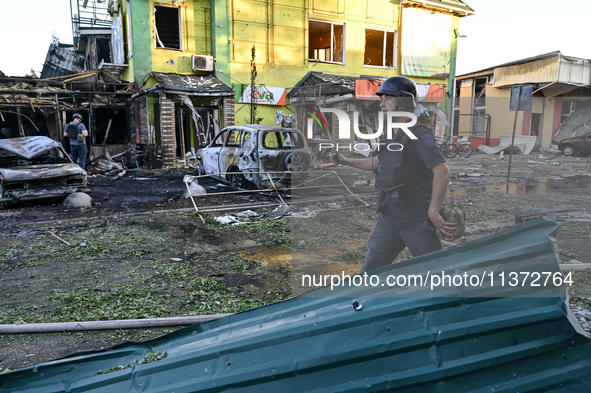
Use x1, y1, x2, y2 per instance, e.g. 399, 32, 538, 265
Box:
0, 73, 134, 164
2, 0, 474, 169
288, 72, 449, 160
454, 51, 591, 149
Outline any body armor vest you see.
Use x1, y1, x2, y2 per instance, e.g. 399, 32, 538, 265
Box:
65, 122, 79, 139
374, 123, 433, 212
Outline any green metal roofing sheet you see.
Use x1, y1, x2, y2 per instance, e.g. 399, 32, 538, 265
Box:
1, 214, 590, 392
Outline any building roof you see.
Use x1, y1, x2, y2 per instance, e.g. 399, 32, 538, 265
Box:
456, 51, 563, 79
401, 0, 475, 16
151, 72, 234, 97
457, 51, 591, 97
288, 72, 383, 98
3, 215, 591, 392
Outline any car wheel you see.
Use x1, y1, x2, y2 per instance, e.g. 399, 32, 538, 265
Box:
562, 145, 575, 156
283, 152, 308, 172
228, 170, 244, 190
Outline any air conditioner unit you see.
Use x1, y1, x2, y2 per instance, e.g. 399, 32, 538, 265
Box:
192, 55, 215, 72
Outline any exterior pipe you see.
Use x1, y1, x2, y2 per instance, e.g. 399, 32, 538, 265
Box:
0, 314, 231, 334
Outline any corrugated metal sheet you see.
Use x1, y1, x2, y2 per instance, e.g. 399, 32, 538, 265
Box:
553, 98, 591, 142
494, 54, 591, 92
40, 44, 85, 79
1, 215, 591, 392
493, 56, 559, 88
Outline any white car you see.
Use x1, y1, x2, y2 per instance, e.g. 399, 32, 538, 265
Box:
196, 125, 313, 189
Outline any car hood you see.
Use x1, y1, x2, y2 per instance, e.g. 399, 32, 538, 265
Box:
0, 164, 86, 182
0, 136, 63, 160
560, 136, 581, 143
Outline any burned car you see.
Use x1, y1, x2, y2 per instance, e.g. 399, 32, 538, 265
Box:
196, 125, 314, 188
0, 136, 88, 206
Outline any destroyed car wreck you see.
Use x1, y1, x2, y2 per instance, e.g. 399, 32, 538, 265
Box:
0, 136, 87, 206
196, 125, 314, 189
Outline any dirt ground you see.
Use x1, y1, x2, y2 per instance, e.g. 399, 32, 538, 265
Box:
1, 148, 591, 373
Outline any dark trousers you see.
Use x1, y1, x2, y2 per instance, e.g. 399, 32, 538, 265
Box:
70, 143, 88, 169
360, 213, 442, 273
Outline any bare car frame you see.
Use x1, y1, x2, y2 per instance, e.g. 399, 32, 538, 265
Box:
0, 136, 88, 206
196, 125, 314, 189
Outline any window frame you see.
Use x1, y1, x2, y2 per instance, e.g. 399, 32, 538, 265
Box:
211, 130, 229, 147
363, 28, 397, 69
308, 19, 345, 65
154, 5, 182, 51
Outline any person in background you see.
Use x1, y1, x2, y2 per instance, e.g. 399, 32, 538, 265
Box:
64, 113, 89, 169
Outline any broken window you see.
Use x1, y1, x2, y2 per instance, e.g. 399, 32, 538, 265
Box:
96, 38, 112, 64
364, 29, 395, 68
154, 6, 181, 50
263, 132, 305, 149
211, 130, 229, 147
473, 77, 488, 108
225, 130, 251, 147
561, 99, 584, 122
226, 129, 242, 147
308, 20, 344, 63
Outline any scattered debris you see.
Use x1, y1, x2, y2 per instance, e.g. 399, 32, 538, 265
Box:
215, 210, 265, 225
94, 159, 125, 177
63, 192, 92, 208
182, 176, 207, 197
46, 231, 70, 246
214, 205, 292, 225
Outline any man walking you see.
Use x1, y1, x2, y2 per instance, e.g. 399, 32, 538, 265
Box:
64, 113, 89, 169
332, 76, 456, 273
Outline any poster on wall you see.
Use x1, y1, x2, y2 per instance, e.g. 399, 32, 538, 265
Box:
401, 8, 452, 78
239, 85, 287, 106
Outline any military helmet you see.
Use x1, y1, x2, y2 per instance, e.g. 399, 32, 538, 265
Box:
72, 113, 83, 121
376, 76, 418, 109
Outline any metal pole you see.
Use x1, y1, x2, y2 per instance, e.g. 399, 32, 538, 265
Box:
16, 107, 24, 137
179, 109, 187, 168
0, 314, 231, 334
506, 87, 521, 187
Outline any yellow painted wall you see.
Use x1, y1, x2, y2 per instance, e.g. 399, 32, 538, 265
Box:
485, 86, 527, 140
540, 97, 555, 147
150, 1, 212, 75
229, 0, 447, 125
457, 79, 472, 134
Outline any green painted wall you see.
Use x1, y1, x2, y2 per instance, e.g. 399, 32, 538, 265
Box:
128, 0, 154, 85
446, 16, 461, 136
211, 0, 232, 88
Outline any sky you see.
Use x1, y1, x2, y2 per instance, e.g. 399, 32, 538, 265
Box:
0, 0, 74, 77
0, 0, 590, 77
455, 0, 590, 75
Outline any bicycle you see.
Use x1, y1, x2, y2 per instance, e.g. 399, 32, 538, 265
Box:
454, 137, 474, 158
437, 135, 458, 158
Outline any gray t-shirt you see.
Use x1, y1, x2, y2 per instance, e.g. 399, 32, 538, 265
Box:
383, 127, 445, 223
